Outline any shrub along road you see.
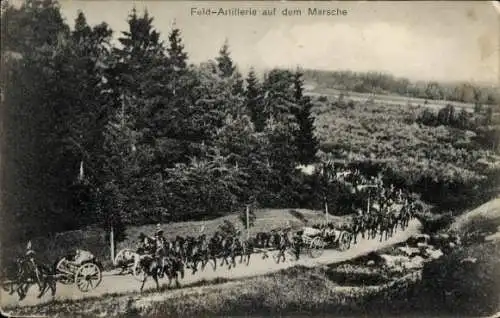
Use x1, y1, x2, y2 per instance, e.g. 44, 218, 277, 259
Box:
1, 219, 421, 309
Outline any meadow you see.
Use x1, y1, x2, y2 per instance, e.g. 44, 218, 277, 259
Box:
306, 87, 476, 112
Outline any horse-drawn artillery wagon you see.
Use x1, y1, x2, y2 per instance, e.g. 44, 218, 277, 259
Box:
54, 249, 103, 292
300, 227, 328, 258
301, 226, 352, 256
113, 248, 146, 281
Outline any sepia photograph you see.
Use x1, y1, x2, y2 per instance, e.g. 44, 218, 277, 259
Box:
0, 0, 499, 316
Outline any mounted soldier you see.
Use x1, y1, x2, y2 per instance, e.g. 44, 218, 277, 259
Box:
24, 241, 41, 288
137, 233, 155, 254
153, 225, 168, 278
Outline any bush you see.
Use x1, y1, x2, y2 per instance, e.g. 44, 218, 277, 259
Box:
326, 264, 392, 286
288, 209, 308, 224
416, 211, 454, 234
419, 241, 500, 316
219, 220, 238, 236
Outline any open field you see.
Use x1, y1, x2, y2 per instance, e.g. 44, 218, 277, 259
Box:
304, 87, 477, 112
312, 96, 482, 167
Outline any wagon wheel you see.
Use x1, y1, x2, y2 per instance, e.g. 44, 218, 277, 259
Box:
55, 258, 75, 285
114, 248, 136, 275
74, 262, 102, 292
338, 232, 351, 251
308, 237, 324, 258
132, 261, 146, 282
1, 279, 15, 293
114, 248, 135, 267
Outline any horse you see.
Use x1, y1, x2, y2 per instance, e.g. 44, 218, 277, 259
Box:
271, 229, 293, 264
135, 254, 162, 292
183, 236, 198, 272
183, 234, 211, 274
9, 256, 57, 300
232, 234, 253, 266
160, 255, 184, 289
351, 216, 364, 244
172, 236, 186, 261
196, 234, 213, 272
255, 232, 271, 248
219, 234, 239, 269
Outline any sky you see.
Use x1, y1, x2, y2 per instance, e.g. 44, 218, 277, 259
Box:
11, 1, 500, 84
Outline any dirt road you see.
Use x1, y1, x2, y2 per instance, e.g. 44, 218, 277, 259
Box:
1, 219, 421, 309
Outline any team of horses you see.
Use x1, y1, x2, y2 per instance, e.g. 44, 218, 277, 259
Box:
3, 173, 420, 298
124, 226, 303, 291
130, 187, 419, 292
2, 253, 57, 301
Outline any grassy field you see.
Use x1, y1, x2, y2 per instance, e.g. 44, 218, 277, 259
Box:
305, 86, 476, 111
312, 97, 485, 168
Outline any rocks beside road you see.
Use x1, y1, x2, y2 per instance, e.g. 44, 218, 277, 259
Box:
367, 233, 460, 274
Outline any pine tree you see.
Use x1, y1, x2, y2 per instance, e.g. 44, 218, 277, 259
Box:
293, 69, 319, 164
245, 68, 266, 131
213, 114, 271, 202
166, 22, 188, 71
73, 11, 91, 41
262, 69, 299, 122
105, 8, 171, 223
232, 70, 245, 96
112, 8, 166, 105
216, 39, 235, 78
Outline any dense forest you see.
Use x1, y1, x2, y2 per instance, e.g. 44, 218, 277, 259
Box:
1, 0, 321, 244
1, 0, 498, 248
303, 69, 500, 105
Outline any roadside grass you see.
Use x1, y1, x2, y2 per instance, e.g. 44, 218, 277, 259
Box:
325, 263, 397, 286
6, 265, 385, 317
8, 263, 430, 317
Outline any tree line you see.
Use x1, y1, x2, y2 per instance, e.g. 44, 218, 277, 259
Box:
1, 1, 320, 243
304, 69, 500, 105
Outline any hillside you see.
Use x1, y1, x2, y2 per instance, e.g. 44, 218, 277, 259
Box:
449, 196, 500, 234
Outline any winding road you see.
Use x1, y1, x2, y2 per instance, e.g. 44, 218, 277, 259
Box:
1, 219, 421, 309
